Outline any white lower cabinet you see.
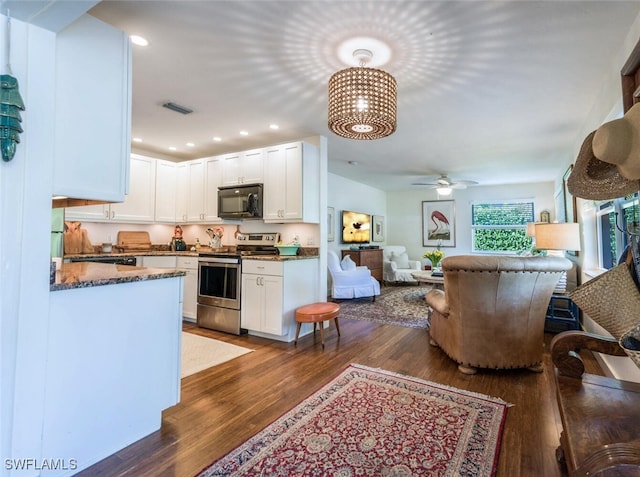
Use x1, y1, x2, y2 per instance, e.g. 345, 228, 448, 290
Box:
241, 258, 318, 341
177, 257, 198, 321
242, 265, 284, 335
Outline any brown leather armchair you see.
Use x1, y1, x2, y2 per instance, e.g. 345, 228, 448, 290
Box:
425, 255, 572, 374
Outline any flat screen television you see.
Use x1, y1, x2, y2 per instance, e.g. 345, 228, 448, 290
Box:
341, 210, 371, 244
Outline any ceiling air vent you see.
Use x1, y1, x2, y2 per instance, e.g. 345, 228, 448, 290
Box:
162, 102, 193, 115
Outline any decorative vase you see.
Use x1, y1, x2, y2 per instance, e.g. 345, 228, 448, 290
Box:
430, 259, 441, 273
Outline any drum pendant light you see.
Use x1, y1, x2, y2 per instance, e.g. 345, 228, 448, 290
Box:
328, 49, 397, 140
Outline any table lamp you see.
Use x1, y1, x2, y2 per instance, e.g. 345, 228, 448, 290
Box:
526, 221, 546, 250
534, 222, 580, 294
534, 223, 581, 256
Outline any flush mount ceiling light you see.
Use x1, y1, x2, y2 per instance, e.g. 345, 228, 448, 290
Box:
328, 49, 397, 140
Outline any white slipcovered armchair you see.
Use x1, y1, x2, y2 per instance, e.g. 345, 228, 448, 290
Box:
382, 246, 422, 283
327, 251, 380, 300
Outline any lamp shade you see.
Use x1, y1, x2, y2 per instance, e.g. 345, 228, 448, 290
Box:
526, 222, 544, 237
534, 223, 581, 251
328, 64, 397, 140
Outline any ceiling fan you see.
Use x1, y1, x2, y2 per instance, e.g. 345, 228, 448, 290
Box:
412, 174, 478, 192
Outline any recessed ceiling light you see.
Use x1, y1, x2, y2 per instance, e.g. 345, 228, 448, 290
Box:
240, 131, 249, 136
186, 142, 195, 147
133, 137, 143, 143
168, 146, 177, 151
269, 124, 279, 130
212, 136, 222, 142
130, 35, 149, 47
348, 161, 359, 166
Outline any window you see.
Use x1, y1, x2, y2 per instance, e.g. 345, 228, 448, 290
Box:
471, 201, 534, 253
597, 193, 639, 269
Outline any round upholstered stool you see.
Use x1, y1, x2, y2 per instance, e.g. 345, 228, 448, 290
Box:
294, 302, 341, 349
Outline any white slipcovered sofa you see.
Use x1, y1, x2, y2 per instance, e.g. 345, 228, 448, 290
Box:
328, 250, 380, 300
382, 246, 422, 283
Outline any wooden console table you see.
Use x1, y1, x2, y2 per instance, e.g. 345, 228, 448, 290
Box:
551, 330, 640, 476
341, 249, 383, 282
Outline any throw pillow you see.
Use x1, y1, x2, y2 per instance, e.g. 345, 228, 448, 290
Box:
390, 251, 410, 269
341, 254, 357, 271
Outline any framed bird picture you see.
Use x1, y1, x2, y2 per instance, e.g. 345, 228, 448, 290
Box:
422, 200, 456, 247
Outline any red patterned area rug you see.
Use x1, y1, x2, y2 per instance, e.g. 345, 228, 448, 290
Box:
197, 364, 509, 477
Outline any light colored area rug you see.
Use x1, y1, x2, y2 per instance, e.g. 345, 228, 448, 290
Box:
198, 364, 509, 476
336, 286, 431, 329
181, 332, 253, 378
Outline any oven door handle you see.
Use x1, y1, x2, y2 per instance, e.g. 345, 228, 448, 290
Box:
199, 258, 239, 265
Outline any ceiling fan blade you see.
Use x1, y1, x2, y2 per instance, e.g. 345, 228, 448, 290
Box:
452, 179, 478, 186
411, 182, 439, 187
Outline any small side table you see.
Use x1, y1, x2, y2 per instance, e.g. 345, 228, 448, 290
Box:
411, 270, 444, 290
545, 295, 580, 333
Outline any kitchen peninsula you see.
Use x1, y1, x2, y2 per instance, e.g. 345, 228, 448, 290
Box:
46, 262, 185, 475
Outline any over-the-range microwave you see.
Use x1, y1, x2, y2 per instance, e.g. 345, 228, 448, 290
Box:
218, 183, 263, 219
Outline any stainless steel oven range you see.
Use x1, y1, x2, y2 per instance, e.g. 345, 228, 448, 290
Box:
196, 232, 279, 334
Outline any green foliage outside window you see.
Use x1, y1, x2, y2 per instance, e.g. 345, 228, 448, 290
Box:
473, 229, 533, 252
472, 202, 534, 253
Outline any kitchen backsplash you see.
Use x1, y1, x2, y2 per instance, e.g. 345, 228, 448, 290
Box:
77, 221, 320, 251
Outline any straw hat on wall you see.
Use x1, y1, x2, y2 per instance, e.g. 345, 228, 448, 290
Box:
593, 103, 640, 181
567, 130, 640, 200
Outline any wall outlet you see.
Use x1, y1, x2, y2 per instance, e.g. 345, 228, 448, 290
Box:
307, 237, 314, 246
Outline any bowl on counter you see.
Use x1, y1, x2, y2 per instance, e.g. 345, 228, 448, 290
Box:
275, 244, 300, 256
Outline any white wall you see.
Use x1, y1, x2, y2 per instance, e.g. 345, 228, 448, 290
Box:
327, 173, 386, 256
1, 16, 57, 477
386, 182, 555, 262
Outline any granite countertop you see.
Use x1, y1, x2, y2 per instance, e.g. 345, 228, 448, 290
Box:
51, 262, 186, 292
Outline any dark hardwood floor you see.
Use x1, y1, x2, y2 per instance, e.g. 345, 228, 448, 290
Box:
76, 302, 601, 477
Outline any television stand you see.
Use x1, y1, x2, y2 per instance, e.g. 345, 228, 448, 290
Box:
342, 249, 383, 282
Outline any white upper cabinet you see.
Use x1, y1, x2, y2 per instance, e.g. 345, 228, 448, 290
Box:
110, 155, 156, 222
263, 142, 319, 223
175, 163, 188, 223
66, 155, 156, 223
154, 160, 177, 223
203, 156, 223, 223
52, 14, 132, 202
186, 159, 206, 223
174, 158, 222, 224
221, 149, 264, 186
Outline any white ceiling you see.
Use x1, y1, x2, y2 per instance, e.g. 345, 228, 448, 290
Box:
82, 1, 640, 191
